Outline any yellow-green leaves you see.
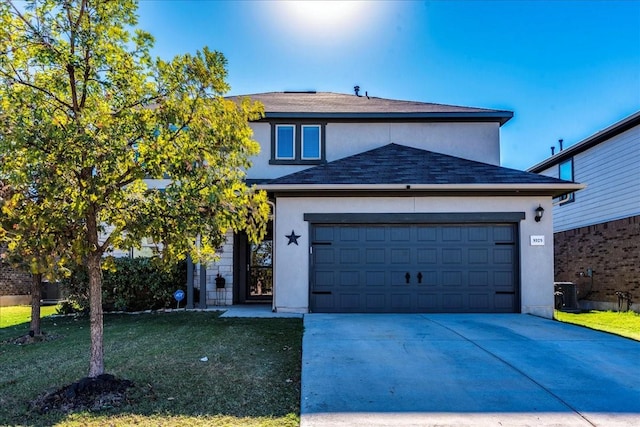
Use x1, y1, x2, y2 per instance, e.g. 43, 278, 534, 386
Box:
0, 0, 268, 272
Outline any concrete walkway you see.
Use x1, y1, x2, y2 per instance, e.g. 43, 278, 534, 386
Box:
218, 304, 303, 318
301, 314, 640, 427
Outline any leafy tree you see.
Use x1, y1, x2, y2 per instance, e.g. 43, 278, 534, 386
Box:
0, 0, 268, 377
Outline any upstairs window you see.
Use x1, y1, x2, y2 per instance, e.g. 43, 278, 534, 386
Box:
558, 158, 575, 203
301, 125, 321, 159
270, 122, 326, 164
275, 125, 295, 159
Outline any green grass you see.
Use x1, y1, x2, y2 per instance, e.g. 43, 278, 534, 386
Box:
0, 310, 303, 426
555, 310, 640, 341
0, 305, 59, 328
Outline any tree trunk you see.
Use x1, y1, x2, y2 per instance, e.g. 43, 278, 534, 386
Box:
87, 211, 104, 377
29, 273, 42, 337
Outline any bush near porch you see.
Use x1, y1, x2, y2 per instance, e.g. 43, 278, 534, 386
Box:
59, 258, 186, 313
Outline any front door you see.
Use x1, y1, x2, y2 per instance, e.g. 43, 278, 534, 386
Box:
234, 222, 273, 303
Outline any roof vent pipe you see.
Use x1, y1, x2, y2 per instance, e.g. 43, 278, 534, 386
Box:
354, 85, 360, 97
551, 146, 555, 156
559, 138, 564, 151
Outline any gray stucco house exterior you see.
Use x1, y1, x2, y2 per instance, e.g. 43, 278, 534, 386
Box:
193, 91, 580, 318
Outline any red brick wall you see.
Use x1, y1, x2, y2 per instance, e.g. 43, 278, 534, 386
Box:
0, 261, 31, 295
554, 215, 640, 304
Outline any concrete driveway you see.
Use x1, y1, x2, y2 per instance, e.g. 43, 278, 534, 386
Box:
301, 314, 640, 427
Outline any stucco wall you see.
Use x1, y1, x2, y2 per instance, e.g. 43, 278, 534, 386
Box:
272, 195, 555, 318
248, 122, 501, 180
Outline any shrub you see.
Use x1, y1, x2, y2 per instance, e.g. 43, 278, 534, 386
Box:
59, 257, 186, 313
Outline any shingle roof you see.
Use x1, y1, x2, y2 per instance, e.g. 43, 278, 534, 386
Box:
228, 92, 513, 125
267, 143, 572, 186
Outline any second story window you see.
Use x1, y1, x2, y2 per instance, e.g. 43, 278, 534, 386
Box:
302, 125, 321, 159
270, 122, 326, 165
558, 158, 575, 203
276, 125, 295, 159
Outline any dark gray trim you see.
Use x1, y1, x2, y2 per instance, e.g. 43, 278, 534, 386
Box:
269, 121, 327, 165
272, 189, 570, 198
261, 111, 513, 126
303, 212, 526, 224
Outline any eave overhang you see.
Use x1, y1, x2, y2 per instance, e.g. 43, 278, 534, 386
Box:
257, 183, 585, 199
259, 111, 513, 126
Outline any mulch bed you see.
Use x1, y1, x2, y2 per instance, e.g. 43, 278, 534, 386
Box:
31, 374, 135, 414
3, 332, 63, 345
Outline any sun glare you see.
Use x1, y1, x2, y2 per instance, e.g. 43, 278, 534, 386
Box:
278, 0, 373, 41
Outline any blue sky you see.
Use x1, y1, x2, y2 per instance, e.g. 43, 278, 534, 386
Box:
136, 0, 640, 170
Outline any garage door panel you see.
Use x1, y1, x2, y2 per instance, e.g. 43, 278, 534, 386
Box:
365, 271, 386, 286
442, 248, 462, 264
417, 248, 437, 264
390, 227, 411, 241
339, 248, 359, 264
390, 293, 412, 310
469, 248, 489, 264
365, 294, 385, 310
310, 223, 518, 313
365, 227, 386, 241
493, 248, 514, 264
314, 247, 334, 264
391, 248, 411, 264
417, 293, 438, 309
339, 271, 359, 287
365, 248, 385, 264
442, 271, 463, 286
469, 271, 489, 286
442, 294, 463, 309
417, 227, 437, 241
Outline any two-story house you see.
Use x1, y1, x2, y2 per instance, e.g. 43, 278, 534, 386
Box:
194, 91, 580, 318
528, 112, 640, 311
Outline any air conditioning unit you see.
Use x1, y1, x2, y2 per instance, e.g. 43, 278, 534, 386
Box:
554, 282, 580, 313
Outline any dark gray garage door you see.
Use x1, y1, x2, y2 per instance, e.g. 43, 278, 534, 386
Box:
310, 224, 518, 313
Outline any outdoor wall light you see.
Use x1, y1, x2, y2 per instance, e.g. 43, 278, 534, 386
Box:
534, 205, 545, 222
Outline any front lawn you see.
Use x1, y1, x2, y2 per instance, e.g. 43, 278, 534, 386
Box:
0, 304, 59, 328
0, 311, 302, 426
555, 310, 640, 341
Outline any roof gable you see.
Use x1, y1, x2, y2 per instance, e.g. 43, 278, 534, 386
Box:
267, 143, 571, 187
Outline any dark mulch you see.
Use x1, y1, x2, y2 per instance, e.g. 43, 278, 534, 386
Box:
3, 332, 63, 345
31, 374, 135, 414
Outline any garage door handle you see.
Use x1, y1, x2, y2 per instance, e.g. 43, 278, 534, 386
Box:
417, 272, 423, 284
405, 272, 411, 284
312, 291, 332, 295
495, 291, 515, 295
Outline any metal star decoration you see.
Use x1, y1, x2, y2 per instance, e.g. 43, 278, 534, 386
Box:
286, 230, 301, 245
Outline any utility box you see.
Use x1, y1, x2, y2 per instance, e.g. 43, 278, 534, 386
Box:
554, 282, 580, 313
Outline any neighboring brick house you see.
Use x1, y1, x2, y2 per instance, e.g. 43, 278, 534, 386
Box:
0, 246, 31, 306
528, 111, 640, 311
173, 91, 580, 318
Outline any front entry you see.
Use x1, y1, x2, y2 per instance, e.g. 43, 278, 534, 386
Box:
234, 222, 273, 303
